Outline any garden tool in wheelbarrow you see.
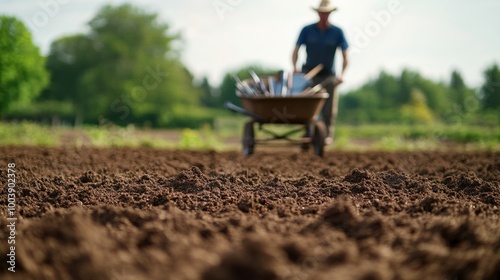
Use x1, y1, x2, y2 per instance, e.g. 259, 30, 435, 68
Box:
289, 64, 325, 94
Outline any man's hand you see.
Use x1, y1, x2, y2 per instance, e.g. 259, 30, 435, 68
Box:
337, 50, 349, 85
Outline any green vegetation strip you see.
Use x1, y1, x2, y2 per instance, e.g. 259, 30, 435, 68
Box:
0, 122, 498, 151
0, 122, 59, 146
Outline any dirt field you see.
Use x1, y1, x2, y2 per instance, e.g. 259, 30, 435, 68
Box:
1, 147, 499, 280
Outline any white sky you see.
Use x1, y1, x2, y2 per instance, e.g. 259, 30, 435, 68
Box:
1, 0, 500, 91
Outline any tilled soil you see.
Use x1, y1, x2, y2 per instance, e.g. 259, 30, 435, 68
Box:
1, 147, 499, 280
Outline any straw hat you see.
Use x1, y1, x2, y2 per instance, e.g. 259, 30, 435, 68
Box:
312, 0, 338, 13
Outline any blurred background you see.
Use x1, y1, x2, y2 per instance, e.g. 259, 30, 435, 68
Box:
1, 0, 499, 149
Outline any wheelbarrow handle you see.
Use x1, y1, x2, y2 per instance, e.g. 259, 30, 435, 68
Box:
224, 102, 264, 122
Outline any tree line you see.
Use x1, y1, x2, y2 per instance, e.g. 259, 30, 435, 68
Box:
336, 67, 500, 125
1, 3, 499, 128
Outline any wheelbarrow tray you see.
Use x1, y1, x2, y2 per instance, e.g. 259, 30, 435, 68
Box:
239, 92, 329, 124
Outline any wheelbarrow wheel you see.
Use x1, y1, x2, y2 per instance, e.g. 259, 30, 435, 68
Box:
312, 121, 327, 157
242, 121, 255, 156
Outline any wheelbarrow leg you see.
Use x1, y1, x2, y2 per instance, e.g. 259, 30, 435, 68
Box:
312, 120, 327, 157
301, 124, 312, 152
242, 121, 255, 156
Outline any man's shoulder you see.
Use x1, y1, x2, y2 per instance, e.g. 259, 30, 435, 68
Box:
328, 24, 344, 32
301, 23, 318, 31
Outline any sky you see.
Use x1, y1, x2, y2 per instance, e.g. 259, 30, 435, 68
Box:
2, 0, 500, 91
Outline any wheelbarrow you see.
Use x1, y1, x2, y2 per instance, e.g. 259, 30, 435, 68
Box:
225, 92, 330, 156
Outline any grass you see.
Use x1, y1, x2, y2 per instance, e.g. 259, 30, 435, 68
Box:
333, 124, 500, 151
0, 122, 60, 146
0, 121, 498, 151
335, 124, 500, 143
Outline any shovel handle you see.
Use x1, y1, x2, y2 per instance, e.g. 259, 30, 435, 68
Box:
304, 64, 324, 80
301, 76, 337, 96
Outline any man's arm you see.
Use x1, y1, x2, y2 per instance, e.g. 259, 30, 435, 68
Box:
337, 49, 349, 84
292, 45, 300, 73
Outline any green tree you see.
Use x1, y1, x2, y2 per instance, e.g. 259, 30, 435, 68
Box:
340, 66, 500, 125
40, 34, 94, 123
398, 69, 418, 105
448, 70, 479, 122
339, 68, 471, 123
338, 86, 383, 124
373, 71, 399, 109
44, 4, 199, 126
414, 77, 448, 117
198, 77, 219, 108
480, 63, 500, 110
450, 70, 468, 112
397, 69, 449, 117
400, 89, 435, 124
0, 16, 48, 112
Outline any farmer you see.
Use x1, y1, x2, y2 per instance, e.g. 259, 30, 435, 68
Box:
292, 0, 349, 142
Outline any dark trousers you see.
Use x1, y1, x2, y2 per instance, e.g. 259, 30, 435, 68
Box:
312, 74, 339, 139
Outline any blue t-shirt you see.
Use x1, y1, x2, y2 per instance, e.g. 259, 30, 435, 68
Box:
296, 23, 348, 75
